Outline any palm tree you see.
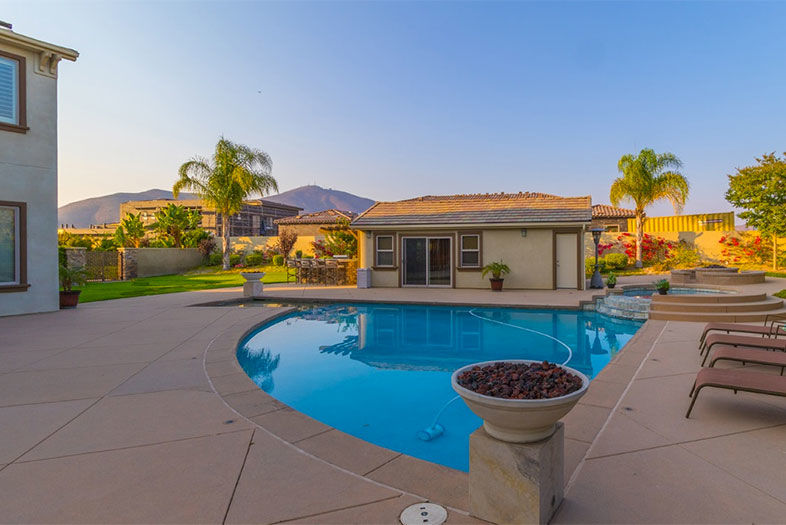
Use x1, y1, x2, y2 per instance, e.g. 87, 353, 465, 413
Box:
610, 149, 689, 267
174, 137, 278, 269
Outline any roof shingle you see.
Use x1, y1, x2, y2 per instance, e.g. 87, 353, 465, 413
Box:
592, 204, 636, 219
275, 209, 356, 225
352, 192, 592, 227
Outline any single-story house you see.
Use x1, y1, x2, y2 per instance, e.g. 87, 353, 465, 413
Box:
351, 192, 592, 290
275, 209, 357, 237
591, 204, 636, 232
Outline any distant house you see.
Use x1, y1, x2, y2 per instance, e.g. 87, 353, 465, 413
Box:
119, 198, 302, 237
351, 192, 591, 289
275, 209, 357, 237
0, 23, 77, 316
591, 204, 636, 232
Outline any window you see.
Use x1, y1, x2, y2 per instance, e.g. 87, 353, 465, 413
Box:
459, 234, 481, 267
603, 224, 620, 232
375, 235, 394, 267
0, 51, 25, 132
0, 202, 26, 290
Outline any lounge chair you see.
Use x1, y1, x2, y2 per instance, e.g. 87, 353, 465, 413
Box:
705, 344, 786, 375
699, 318, 786, 347
686, 367, 786, 418
700, 334, 786, 366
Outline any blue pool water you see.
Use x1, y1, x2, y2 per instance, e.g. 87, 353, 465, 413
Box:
237, 303, 642, 471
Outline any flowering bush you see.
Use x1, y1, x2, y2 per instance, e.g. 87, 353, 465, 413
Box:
719, 235, 771, 266
597, 242, 615, 256
311, 239, 333, 258
616, 233, 675, 265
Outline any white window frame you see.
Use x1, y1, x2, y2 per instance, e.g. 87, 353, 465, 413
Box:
459, 233, 481, 268
0, 55, 19, 126
0, 205, 20, 286
375, 235, 394, 267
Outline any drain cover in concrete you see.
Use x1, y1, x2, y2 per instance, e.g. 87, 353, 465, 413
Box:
400, 502, 447, 525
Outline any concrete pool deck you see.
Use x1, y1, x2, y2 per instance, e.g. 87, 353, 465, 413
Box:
0, 277, 785, 523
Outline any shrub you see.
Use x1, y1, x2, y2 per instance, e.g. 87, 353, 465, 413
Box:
275, 230, 298, 259
585, 256, 606, 277
604, 253, 629, 270
669, 241, 701, 268
197, 237, 216, 259
244, 252, 266, 266
616, 232, 675, 265
230, 253, 242, 267
207, 252, 223, 266
272, 254, 284, 266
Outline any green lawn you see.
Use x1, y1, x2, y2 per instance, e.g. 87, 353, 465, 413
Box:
78, 265, 288, 303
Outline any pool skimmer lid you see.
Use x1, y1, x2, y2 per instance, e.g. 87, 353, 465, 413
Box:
400, 502, 447, 525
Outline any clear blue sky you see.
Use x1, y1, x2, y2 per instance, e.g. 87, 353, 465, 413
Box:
6, 1, 786, 216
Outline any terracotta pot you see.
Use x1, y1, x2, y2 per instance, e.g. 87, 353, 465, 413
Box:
489, 278, 504, 291
451, 360, 589, 443
59, 290, 81, 309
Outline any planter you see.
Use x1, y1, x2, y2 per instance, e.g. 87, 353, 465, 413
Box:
607, 283, 616, 289
240, 272, 266, 281
59, 290, 81, 309
489, 278, 504, 291
657, 289, 668, 295
451, 360, 589, 443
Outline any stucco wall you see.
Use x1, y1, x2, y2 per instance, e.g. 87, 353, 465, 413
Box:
0, 41, 60, 316
356, 227, 579, 290
230, 236, 319, 256
278, 224, 327, 237
129, 248, 203, 278
584, 230, 781, 263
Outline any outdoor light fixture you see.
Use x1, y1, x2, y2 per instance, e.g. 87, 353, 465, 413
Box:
590, 227, 605, 289
520, 229, 527, 237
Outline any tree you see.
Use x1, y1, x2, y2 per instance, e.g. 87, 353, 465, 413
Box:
149, 203, 201, 248
174, 137, 277, 269
114, 213, 146, 248
321, 218, 358, 257
610, 149, 689, 267
725, 152, 786, 270
275, 229, 298, 260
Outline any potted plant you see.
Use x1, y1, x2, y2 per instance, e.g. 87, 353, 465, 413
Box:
481, 261, 511, 291
606, 272, 617, 289
654, 278, 670, 295
59, 264, 88, 308
451, 360, 589, 443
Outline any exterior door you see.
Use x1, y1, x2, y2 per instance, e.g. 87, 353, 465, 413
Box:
556, 233, 578, 289
402, 237, 452, 287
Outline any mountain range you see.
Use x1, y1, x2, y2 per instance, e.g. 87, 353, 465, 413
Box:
58, 185, 376, 227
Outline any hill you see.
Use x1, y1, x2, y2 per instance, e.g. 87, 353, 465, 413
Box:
58, 185, 375, 227
264, 185, 375, 214
58, 189, 198, 228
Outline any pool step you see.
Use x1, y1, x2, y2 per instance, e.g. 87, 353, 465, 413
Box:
649, 295, 786, 322
649, 297, 784, 313
650, 292, 767, 304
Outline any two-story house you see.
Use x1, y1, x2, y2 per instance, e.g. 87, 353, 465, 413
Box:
0, 23, 78, 316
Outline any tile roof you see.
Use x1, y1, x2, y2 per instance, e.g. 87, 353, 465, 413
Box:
352, 192, 592, 227
275, 209, 357, 225
592, 204, 636, 219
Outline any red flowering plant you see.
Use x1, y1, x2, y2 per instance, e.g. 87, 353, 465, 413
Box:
616, 233, 675, 266
311, 239, 333, 259
718, 235, 771, 266
597, 242, 615, 256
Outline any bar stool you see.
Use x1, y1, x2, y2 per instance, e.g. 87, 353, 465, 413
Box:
286, 259, 299, 284
325, 259, 340, 286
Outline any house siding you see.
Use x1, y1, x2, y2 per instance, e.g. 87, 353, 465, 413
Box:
0, 40, 61, 315
357, 227, 581, 290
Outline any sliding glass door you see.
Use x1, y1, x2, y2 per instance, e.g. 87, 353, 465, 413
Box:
402, 237, 451, 287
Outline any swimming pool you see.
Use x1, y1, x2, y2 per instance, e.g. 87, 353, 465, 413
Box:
237, 303, 642, 471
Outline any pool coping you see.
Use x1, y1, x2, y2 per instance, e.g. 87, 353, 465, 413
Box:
202, 303, 666, 515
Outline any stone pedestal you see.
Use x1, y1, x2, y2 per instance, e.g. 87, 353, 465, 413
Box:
469, 422, 564, 525
241, 272, 265, 300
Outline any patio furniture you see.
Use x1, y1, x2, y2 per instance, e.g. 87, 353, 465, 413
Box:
705, 344, 786, 375
324, 259, 340, 286
699, 316, 786, 347
685, 367, 786, 418
700, 333, 786, 365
